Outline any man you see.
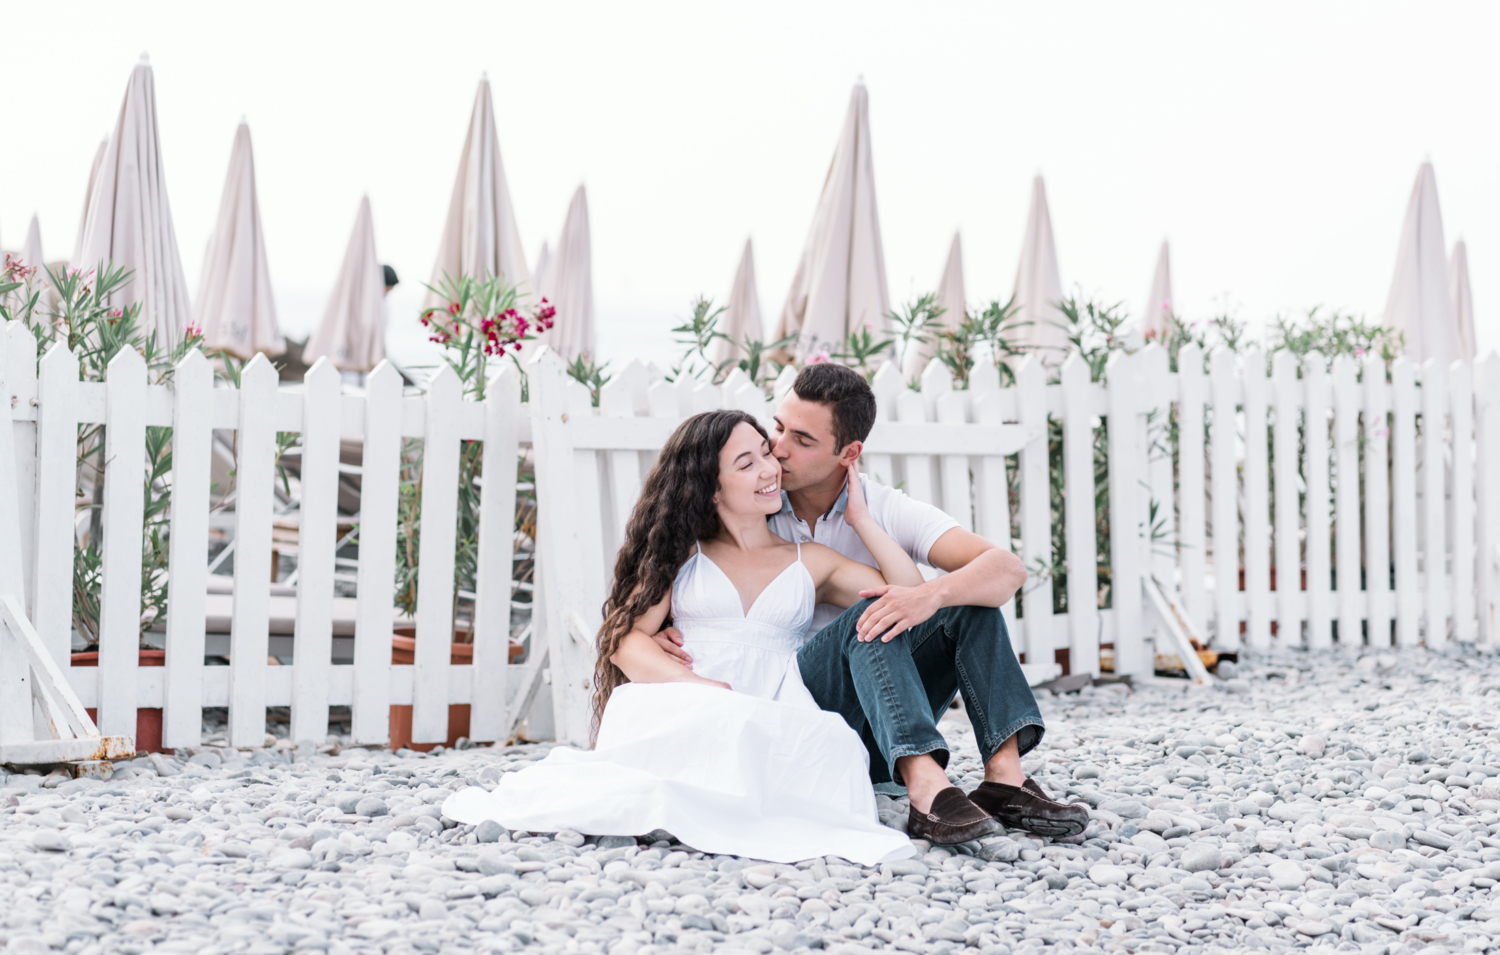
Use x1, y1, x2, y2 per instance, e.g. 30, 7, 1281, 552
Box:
656, 362, 1089, 845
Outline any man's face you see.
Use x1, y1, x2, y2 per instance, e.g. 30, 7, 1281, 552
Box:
772, 393, 845, 492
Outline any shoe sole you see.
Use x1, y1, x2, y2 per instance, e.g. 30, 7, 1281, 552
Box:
909, 819, 1003, 846
1005, 813, 1087, 838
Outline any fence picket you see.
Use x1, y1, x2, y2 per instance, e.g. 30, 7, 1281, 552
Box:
352, 362, 402, 744
33, 344, 79, 666
97, 348, 147, 740
472, 365, 520, 742
1420, 360, 1449, 643
1141, 345, 1176, 591
161, 350, 212, 749
228, 355, 278, 747
971, 382, 1017, 650
1272, 351, 1301, 646
1390, 358, 1420, 646
865, 363, 900, 488
1060, 353, 1099, 674
1014, 358, 1053, 669
289, 359, 341, 744
1362, 356, 1393, 647
1451, 361, 1476, 643
1331, 355, 1362, 647
1476, 353, 1500, 645
1207, 348, 1240, 647
412, 366, 462, 744
1303, 354, 1332, 649
1106, 351, 1147, 676
895, 388, 935, 506
1242, 348, 1273, 647
601, 362, 650, 555
1177, 345, 1207, 637
4, 324, 37, 615
935, 392, 972, 532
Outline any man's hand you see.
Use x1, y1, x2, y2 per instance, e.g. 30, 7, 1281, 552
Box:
650, 627, 692, 668
855, 583, 942, 642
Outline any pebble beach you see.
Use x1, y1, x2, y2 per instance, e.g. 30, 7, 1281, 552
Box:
4, 647, 1500, 955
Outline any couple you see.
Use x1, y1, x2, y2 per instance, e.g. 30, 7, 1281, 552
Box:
445, 363, 1087, 864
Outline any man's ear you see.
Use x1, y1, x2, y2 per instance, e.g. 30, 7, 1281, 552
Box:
837, 440, 864, 467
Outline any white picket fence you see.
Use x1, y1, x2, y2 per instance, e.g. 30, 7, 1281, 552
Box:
4, 323, 1499, 757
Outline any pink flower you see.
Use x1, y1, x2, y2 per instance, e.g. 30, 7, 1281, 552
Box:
1354, 346, 1367, 358
809, 349, 831, 365
183, 322, 203, 339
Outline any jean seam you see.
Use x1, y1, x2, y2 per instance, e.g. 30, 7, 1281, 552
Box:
953, 639, 995, 754
989, 716, 1047, 763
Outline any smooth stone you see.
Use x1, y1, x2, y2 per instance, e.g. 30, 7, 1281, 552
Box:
354, 796, 388, 817
475, 819, 506, 843
1268, 860, 1306, 889
1181, 844, 1222, 873
1088, 864, 1129, 886
30, 830, 70, 852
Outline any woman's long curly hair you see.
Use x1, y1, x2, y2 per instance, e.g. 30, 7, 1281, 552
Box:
591, 409, 770, 737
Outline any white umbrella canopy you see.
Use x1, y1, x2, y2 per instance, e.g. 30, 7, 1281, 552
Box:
714, 239, 764, 368
1383, 162, 1461, 366
195, 121, 285, 358
1450, 239, 1477, 362
1008, 175, 1069, 361
70, 139, 108, 270
771, 82, 890, 362
1140, 240, 1174, 341
20, 215, 43, 272
902, 232, 966, 379
545, 185, 595, 360
532, 240, 551, 297
425, 75, 529, 308
304, 196, 385, 373
74, 54, 193, 345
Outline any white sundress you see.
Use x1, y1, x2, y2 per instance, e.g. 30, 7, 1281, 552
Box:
442, 542, 915, 865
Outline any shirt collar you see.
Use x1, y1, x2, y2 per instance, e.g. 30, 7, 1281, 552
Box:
777, 480, 854, 522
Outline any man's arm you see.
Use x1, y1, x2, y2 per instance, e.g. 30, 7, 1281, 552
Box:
855, 528, 1027, 640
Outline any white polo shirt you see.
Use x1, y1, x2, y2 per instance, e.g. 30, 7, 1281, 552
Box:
767, 478, 959, 639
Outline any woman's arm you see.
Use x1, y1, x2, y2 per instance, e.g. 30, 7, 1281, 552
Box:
806, 463, 924, 633
609, 590, 729, 689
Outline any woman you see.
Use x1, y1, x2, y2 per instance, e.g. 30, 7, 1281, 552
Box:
443, 410, 921, 864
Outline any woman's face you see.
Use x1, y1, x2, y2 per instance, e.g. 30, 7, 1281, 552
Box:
713, 422, 782, 519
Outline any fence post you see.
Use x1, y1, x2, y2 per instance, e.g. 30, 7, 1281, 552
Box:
1390, 358, 1420, 647
1450, 361, 1476, 644
0, 344, 31, 743
936, 392, 973, 533
971, 372, 1017, 651
290, 359, 341, 744
1242, 348, 1273, 647
161, 349, 213, 749
895, 387, 934, 506
413, 366, 462, 744
865, 363, 900, 488
1106, 350, 1147, 677
229, 355, 278, 748
1140, 344, 1176, 591
97, 347, 147, 741
1420, 359, 1449, 643
351, 361, 403, 744
600, 361, 650, 556
33, 343, 80, 667
1271, 351, 1302, 646
1060, 353, 1098, 675
1015, 357, 1053, 671
1176, 344, 1207, 638
1302, 353, 1332, 649
1476, 352, 1500, 645
1362, 355, 1393, 647
4, 323, 37, 615
1330, 355, 1362, 648
1208, 347, 1241, 648
471, 364, 520, 742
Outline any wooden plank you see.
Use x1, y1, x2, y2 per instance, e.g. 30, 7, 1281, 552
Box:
1176, 344, 1207, 638
1330, 355, 1363, 648
1106, 350, 1147, 676
0, 338, 32, 743
1420, 359, 1449, 643
33, 343, 79, 667
600, 361, 650, 556
1476, 353, 1500, 645
1015, 358, 1053, 669
161, 349, 213, 749
971, 387, 1019, 652
1208, 347, 1241, 648
1271, 351, 1301, 647
1451, 361, 1476, 643
228, 354, 279, 747
5, 324, 37, 615
97, 347, 147, 741
1242, 348, 1273, 647
1390, 358, 1420, 646
865, 362, 901, 487
936, 393, 973, 531
1140, 344, 1176, 591
1363, 357, 1393, 647
1059, 353, 1099, 675
0, 594, 98, 739
290, 359, 341, 744
351, 362, 402, 744
919, 360, 953, 513
471, 364, 520, 742
412, 366, 462, 744
1303, 354, 1332, 649
895, 389, 935, 506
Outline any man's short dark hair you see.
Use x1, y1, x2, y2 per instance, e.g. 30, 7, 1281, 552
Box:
382, 264, 400, 289
792, 362, 877, 450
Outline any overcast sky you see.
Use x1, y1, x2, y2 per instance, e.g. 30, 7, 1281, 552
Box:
3, 1, 1497, 369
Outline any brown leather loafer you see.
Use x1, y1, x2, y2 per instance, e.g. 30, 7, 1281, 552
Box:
907, 786, 1002, 845
969, 778, 1090, 838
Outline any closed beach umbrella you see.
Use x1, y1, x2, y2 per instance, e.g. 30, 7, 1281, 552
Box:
1008, 175, 1068, 360
532, 240, 551, 298
771, 82, 890, 362
71, 138, 108, 270
545, 185, 595, 360
20, 216, 43, 271
1382, 162, 1460, 366
304, 196, 385, 372
902, 232, 966, 379
425, 75, 529, 309
715, 239, 764, 368
74, 54, 193, 345
1140, 240, 1174, 341
196, 121, 285, 358
1450, 240, 1477, 361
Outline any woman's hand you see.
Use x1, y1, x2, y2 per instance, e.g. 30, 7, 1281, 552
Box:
843, 460, 869, 530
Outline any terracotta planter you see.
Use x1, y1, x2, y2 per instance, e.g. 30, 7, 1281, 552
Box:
386, 630, 524, 753
71, 649, 165, 754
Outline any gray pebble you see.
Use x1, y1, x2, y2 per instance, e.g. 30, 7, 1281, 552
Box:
475, 819, 507, 843
355, 795, 388, 817
1181, 843, 1221, 872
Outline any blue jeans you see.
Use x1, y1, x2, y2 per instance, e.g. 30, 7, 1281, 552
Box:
796, 600, 1045, 792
